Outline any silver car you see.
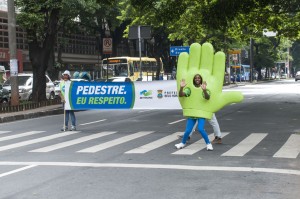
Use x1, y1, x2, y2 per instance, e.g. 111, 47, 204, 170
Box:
3, 73, 55, 100
295, 71, 300, 81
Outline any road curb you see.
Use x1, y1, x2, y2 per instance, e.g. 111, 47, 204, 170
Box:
0, 108, 63, 123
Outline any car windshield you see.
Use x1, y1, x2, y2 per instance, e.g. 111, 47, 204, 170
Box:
3, 76, 30, 86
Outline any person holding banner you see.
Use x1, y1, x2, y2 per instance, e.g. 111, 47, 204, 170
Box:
59, 70, 76, 131
175, 74, 213, 151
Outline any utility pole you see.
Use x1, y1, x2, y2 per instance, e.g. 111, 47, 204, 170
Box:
7, 0, 19, 105
249, 38, 254, 83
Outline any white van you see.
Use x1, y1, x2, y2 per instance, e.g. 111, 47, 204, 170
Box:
3, 73, 55, 101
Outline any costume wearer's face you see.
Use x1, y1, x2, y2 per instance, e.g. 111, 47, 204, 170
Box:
193, 74, 202, 86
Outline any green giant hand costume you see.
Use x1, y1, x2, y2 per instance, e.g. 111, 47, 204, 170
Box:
177, 42, 244, 119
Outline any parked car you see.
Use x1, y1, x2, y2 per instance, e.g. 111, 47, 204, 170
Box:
53, 80, 61, 99
295, 71, 300, 81
281, 73, 288, 79
106, 77, 132, 82
92, 77, 132, 82
0, 84, 9, 104
230, 74, 245, 82
3, 73, 55, 101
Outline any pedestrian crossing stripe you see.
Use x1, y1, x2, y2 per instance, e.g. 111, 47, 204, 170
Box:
0, 131, 45, 142
0, 131, 299, 158
221, 133, 267, 157
77, 131, 154, 153
0, 131, 79, 152
125, 132, 183, 154
30, 131, 117, 153
273, 134, 300, 158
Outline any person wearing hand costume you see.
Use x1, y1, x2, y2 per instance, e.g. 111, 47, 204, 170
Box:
175, 42, 244, 151
175, 74, 213, 150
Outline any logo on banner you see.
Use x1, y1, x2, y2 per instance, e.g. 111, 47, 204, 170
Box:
140, 90, 153, 99
157, 90, 163, 99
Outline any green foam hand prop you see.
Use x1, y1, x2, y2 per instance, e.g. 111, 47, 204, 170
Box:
176, 42, 244, 119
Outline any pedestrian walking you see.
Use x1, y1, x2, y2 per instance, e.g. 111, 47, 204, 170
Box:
178, 113, 222, 144
175, 74, 213, 151
59, 70, 76, 131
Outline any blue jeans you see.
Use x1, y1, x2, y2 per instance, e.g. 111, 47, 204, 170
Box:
65, 110, 76, 127
182, 118, 210, 144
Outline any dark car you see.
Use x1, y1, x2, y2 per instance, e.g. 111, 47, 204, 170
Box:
295, 71, 300, 81
0, 84, 9, 104
231, 74, 245, 82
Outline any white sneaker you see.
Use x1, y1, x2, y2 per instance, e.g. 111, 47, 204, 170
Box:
206, 143, 213, 151
175, 143, 186, 149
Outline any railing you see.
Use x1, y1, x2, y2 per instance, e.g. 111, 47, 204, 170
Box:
0, 99, 61, 113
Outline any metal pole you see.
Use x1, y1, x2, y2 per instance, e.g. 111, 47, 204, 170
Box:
249, 38, 254, 83
138, 26, 142, 79
7, 0, 19, 105
106, 55, 109, 81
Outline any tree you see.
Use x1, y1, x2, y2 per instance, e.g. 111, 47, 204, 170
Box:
15, 0, 117, 102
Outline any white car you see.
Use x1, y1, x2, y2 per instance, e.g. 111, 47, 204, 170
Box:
3, 73, 55, 101
106, 77, 132, 82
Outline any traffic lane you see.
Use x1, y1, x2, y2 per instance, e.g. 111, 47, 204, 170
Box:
0, 164, 299, 199
0, 109, 185, 133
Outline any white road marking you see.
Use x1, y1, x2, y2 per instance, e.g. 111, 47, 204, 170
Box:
78, 131, 154, 153
30, 131, 117, 152
168, 119, 186, 125
0, 131, 45, 142
222, 133, 267, 157
0, 131, 79, 152
172, 133, 230, 155
0, 162, 299, 176
273, 134, 300, 158
0, 131, 11, 135
0, 165, 37, 178
138, 110, 152, 113
79, 119, 107, 126
125, 132, 183, 154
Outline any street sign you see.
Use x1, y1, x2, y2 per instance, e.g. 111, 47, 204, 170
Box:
263, 29, 277, 37
129, 26, 152, 39
170, 46, 190, 56
103, 38, 112, 54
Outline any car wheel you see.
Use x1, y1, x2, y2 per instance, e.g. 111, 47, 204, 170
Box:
28, 94, 33, 101
1, 99, 8, 104
49, 92, 55, 100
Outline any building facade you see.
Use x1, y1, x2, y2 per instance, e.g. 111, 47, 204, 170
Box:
0, 10, 100, 77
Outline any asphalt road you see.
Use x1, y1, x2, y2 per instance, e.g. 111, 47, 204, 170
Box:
0, 79, 299, 199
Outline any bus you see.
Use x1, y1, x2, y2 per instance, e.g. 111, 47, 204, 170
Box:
230, 64, 250, 82
102, 57, 163, 81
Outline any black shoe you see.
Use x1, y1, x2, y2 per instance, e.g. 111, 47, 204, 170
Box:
61, 127, 68, 131
211, 136, 222, 144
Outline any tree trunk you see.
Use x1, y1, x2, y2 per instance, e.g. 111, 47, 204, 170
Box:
28, 8, 60, 102
29, 44, 48, 102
